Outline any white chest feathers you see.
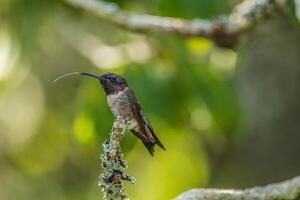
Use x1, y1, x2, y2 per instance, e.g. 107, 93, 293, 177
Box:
106, 88, 130, 116
107, 89, 126, 107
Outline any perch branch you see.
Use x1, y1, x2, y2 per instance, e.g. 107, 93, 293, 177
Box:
99, 117, 136, 200
65, 0, 283, 48
175, 175, 300, 200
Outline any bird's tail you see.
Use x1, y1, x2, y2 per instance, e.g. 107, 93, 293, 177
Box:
152, 132, 166, 151
142, 141, 155, 156
131, 128, 166, 156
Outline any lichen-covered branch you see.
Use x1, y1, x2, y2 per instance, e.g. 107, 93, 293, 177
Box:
65, 0, 284, 48
175, 175, 300, 200
99, 117, 136, 200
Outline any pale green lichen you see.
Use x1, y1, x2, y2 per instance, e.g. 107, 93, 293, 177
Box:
98, 117, 136, 200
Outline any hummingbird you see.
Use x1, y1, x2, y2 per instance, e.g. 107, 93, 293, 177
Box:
53, 72, 166, 156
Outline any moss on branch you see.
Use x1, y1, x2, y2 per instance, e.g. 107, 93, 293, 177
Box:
98, 117, 136, 200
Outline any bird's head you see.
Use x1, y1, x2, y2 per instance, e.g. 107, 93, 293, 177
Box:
98, 72, 128, 94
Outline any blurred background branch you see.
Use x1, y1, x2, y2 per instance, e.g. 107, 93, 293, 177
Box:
175, 175, 300, 200
295, 0, 300, 22
65, 0, 283, 48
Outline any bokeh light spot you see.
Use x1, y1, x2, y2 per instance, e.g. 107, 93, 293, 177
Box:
73, 113, 96, 145
191, 106, 212, 131
186, 38, 213, 55
209, 48, 237, 80
0, 31, 18, 80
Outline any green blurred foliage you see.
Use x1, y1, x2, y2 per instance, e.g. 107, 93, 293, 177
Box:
0, 0, 241, 199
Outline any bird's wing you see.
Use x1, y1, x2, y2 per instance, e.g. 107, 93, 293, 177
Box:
127, 89, 147, 134
128, 89, 166, 151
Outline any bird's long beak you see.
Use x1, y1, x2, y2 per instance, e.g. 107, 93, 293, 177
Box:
80, 72, 107, 86
80, 72, 100, 80
52, 71, 104, 84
